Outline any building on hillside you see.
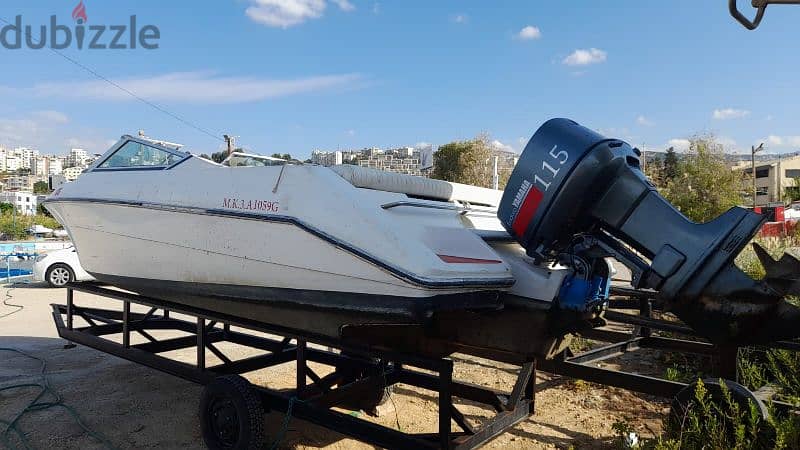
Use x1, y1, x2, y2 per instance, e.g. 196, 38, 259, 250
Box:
12, 147, 38, 170
311, 147, 424, 175
48, 156, 64, 175
65, 148, 88, 168
3, 154, 20, 172
63, 166, 85, 181
356, 147, 422, 175
733, 154, 800, 206
31, 156, 63, 177
489, 148, 519, 177
5, 176, 34, 191
0, 191, 37, 215
311, 150, 344, 166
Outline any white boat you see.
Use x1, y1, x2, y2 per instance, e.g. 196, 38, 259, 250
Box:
44, 135, 580, 360
44, 120, 800, 355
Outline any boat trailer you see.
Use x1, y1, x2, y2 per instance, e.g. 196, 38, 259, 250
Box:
52, 283, 798, 449
539, 286, 799, 413
52, 283, 538, 450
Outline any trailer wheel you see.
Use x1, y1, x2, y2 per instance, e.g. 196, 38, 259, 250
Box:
669, 378, 768, 430
200, 375, 265, 450
337, 352, 392, 412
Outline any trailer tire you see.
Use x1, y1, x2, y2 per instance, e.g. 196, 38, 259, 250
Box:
669, 378, 768, 431
200, 375, 265, 450
337, 352, 392, 412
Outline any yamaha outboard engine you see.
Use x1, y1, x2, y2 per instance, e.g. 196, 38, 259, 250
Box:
500, 118, 800, 345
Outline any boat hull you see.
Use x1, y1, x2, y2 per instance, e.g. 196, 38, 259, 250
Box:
89, 272, 571, 360
46, 200, 506, 300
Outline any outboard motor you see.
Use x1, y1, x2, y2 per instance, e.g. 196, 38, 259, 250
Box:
500, 118, 800, 345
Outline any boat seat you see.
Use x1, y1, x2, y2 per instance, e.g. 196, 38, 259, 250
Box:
330, 165, 502, 207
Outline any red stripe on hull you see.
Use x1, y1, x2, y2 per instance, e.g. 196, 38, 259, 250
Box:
437, 254, 503, 264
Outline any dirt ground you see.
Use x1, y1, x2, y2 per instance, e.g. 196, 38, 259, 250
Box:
0, 283, 668, 449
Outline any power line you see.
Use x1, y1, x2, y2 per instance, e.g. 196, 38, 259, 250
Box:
0, 16, 225, 143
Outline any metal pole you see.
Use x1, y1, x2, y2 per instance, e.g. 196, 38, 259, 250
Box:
224, 135, 235, 157
492, 156, 499, 190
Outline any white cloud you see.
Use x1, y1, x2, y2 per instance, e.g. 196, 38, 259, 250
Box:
330, 0, 355, 12
452, 14, 468, 24
767, 135, 783, 146
10, 71, 363, 104
490, 139, 514, 153
346, 129, 355, 136
636, 115, 654, 127
763, 135, 800, 149
712, 108, 750, 120
516, 25, 541, 40
562, 48, 607, 66
31, 110, 69, 124
245, 0, 354, 28
0, 110, 110, 154
668, 138, 691, 152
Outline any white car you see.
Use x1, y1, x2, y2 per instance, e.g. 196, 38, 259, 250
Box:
33, 248, 95, 287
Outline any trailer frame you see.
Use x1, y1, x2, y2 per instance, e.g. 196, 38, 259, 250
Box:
52, 283, 538, 450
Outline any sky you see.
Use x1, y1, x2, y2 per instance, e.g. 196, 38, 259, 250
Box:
0, 1, 799, 158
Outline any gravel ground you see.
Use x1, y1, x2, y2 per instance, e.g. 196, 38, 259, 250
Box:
0, 283, 667, 449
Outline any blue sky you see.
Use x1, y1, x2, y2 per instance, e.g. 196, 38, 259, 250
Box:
1, 1, 799, 158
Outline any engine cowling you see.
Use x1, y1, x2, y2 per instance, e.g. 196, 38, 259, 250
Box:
500, 118, 800, 345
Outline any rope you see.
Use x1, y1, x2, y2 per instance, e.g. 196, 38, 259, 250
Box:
0, 348, 117, 450
269, 396, 298, 450
0, 284, 25, 320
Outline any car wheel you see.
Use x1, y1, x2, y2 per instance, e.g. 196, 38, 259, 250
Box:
46, 263, 74, 288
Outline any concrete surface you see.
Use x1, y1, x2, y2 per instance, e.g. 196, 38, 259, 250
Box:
0, 283, 666, 449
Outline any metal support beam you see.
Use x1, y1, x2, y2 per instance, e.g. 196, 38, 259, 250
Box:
439, 360, 453, 449
297, 340, 307, 398
66, 288, 74, 330
122, 301, 130, 348
197, 318, 206, 370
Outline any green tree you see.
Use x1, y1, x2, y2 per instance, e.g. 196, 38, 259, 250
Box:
271, 153, 292, 160
0, 203, 13, 215
33, 181, 51, 194
664, 146, 679, 182
211, 152, 228, 163
199, 153, 211, 160
663, 135, 741, 223
645, 153, 666, 188
784, 178, 800, 203
431, 136, 493, 188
